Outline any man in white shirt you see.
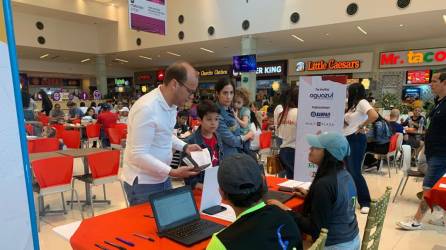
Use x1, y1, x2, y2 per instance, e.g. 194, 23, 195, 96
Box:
122, 62, 201, 206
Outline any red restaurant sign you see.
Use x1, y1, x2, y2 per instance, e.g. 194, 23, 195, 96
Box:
305, 59, 361, 71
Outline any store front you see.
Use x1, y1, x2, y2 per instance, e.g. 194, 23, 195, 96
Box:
378, 47, 446, 107
288, 52, 374, 88
134, 69, 165, 97
107, 77, 134, 99
196, 65, 231, 99
22, 73, 83, 101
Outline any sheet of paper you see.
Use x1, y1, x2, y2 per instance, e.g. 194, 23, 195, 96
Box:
191, 150, 212, 167
300, 182, 312, 190
202, 203, 236, 223
439, 183, 446, 189
52, 220, 81, 241
277, 180, 306, 189
200, 166, 221, 211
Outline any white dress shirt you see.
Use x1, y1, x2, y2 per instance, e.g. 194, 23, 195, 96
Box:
121, 87, 186, 185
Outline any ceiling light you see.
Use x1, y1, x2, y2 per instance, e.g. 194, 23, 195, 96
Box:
200, 47, 215, 53
291, 35, 304, 42
110, 3, 115, 7
399, 24, 404, 27
166, 51, 181, 57
40, 53, 49, 59
443, 15, 446, 24
325, 33, 330, 36
139, 55, 152, 60
115, 58, 128, 63
356, 26, 368, 35
95, 0, 112, 3
81, 58, 91, 63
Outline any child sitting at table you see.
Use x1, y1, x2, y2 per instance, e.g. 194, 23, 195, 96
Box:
184, 100, 223, 189
175, 110, 191, 137
207, 153, 303, 250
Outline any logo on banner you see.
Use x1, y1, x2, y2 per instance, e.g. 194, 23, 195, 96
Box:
311, 111, 331, 118
52, 91, 61, 101
296, 62, 305, 72
309, 92, 334, 100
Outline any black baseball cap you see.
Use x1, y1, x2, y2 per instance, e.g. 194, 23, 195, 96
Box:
218, 153, 264, 195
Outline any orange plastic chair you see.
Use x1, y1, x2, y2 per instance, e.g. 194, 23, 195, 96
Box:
32, 138, 60, 153
86, 124, 101, 148
32, 155, 82, 230
51, 124, 65, 139
38, 115, 50, 126
259, 131, 273, 149
72, 118, 81, 124
28, 141, 35, 153
25, 124, 34, 135
107, 128, 124, 149
62, 130, 81, 149
113, 123, 128, 138
71, 150, 128, 215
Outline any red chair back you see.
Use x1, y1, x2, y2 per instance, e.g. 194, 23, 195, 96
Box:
87, 150, 120, 179
38, 115, 50, 126
86, 124, 101, 138
190, 119, 200, 128
388, 134, 399, 153
51, 124, 65, 139
32, 156, 74, 189
259, 131, 273, 149
62, 130, 81, 149
25, 124, 34, 135
32, 138, 60, 153
28, 141, 35, 153
107, 128, 123, 145
113, 124, 127, 138
72, 119, 81, 124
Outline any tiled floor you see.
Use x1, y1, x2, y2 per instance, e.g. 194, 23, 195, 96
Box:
37, 158, 446, 250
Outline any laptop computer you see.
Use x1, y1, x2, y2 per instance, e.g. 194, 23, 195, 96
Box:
263, 190, 294, 203
149, 186, 225, 246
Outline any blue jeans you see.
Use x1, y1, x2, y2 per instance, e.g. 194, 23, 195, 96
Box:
423, 155, 446, 188
100, 128, 110, 148
123, 177, 172, 206
279, 147, 295, 179
325, 234, 360, 250
346, 133, 371, 207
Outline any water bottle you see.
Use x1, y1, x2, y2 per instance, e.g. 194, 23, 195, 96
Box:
418, 118, 424, 133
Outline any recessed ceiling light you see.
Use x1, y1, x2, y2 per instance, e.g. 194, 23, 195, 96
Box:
200, 47, 215, 53
110, 3, 115, 7
325, 33, 330, 36
443, 14, 446, 24
81, 58, 91, 63
40, 53, 49, 59
139, 55, 152, 60
115, 58, 128, 63
95, 0, 112, 3
399, 24, 404, 27
166, 51, 181, 57
291, 35, 304, 42
356, 26, 368, 35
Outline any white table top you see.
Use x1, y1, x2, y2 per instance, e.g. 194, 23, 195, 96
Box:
52, 220, 81, 241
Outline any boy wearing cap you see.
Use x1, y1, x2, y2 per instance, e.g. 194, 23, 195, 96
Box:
268, 132, 360, 250
207, 153, 303, 250
118, 107, 130, 124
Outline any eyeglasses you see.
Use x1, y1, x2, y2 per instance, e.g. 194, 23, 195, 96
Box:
176, 79, 196, 97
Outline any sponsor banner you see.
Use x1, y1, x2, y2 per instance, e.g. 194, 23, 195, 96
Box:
129, 0, 167, 35
1, 1, 37, 248
380, 48, 446, 68
294, 76, 347, 181
289, 53, 373, 76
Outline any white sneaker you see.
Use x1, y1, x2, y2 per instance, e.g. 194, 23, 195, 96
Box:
360, 207, 370, 214
397, 219, 423, 230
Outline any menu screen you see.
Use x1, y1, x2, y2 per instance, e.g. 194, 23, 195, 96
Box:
407, 70, 431, 84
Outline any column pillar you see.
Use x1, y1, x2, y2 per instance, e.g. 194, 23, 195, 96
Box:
240, 35, 256, 102
96, 55, 107, 97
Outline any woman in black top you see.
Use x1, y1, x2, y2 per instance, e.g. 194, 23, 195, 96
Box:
39, 89, 53, 116
268, 132, 360, 249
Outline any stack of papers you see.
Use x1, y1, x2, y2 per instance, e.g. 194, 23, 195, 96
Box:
190, 150, 212, 168
277, 180, 312, 192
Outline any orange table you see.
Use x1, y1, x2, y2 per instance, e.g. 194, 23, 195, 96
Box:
70, 176, 303, 250
424, 174, 446, 211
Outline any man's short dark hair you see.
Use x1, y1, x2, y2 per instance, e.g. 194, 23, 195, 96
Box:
80, 102, 85, 107
164, 62, 188, 85
225, 185, 265, 208
435, 68, 446, 82
197, 100, 219, 119
177, 110, 189, 118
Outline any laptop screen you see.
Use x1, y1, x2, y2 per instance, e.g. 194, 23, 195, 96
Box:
151, 187, 199, 232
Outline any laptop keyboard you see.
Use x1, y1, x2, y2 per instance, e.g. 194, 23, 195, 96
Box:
170, 220, 212, 238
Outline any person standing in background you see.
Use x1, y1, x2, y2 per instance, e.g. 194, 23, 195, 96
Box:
97, 103, 118, 147
277, 87, 299, 179
79, 101, 88, 115
39, 89, 53, 116
122, 62, 201, 206
344, 83, 378, 214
